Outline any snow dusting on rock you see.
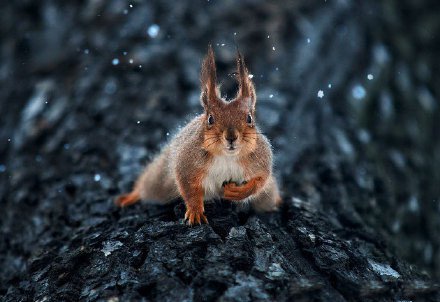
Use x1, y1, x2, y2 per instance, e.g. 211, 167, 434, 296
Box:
368, 260, 400, 279
102, 241, 123, 257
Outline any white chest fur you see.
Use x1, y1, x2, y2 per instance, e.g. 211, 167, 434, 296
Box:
203, 155, 245, 199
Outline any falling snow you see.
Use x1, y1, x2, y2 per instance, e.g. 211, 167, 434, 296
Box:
367, 74, 374, 80
112, 58, 119, 65
307, 38, 311, 44
94, 174, 101, 182
147, 24, 160, 38
317, 90, 324, 98
352, 85, 366, 99
408, 195, 419, 212
248, 74, 254, 79
272, 46, 276, 51
269, 94, 274, 98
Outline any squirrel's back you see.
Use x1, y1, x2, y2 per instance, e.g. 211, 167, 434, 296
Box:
133, 115, 204, 202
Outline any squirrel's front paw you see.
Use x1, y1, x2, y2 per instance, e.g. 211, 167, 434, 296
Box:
223, 182, 253, 201
184, 209, 208, 226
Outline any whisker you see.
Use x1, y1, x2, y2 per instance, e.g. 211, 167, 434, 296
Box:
204, 137, 218, 142
242, 138, 256, 144
205, 139, 220, 148
243, 135, 260, 138
243, 136, 258, 139
204, 140, 219, 147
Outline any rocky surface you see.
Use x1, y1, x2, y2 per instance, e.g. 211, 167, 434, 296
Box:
1, 0, 439, 301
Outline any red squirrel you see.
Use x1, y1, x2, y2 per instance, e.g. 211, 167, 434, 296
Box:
115, 46, 282, 225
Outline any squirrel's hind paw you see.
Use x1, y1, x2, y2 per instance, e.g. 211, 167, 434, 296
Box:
115, 191, 140, 207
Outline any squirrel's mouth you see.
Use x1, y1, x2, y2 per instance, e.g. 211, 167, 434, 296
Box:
224, 145, 240, 155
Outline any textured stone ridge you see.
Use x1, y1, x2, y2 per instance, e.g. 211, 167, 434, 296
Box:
7, 199, 438, 301
1, 0, 440, 301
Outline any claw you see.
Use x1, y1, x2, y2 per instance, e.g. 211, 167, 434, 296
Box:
184, 209, 208, 226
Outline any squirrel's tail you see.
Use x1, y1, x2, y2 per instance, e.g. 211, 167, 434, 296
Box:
115, 190, 140, 207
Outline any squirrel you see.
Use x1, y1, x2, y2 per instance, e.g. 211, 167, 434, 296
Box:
115, 46, 282, 225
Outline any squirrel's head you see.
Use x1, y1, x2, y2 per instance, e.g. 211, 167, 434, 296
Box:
200, 45, 258, 157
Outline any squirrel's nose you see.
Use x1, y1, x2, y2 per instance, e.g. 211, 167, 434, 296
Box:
227, 136, 237, 144
225, 128, 238, 144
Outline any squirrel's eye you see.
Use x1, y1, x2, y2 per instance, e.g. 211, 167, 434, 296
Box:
208, 114, 214, 125
246, 113, 253, 124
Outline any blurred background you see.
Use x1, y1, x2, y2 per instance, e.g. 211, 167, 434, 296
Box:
0, 0, 439, 295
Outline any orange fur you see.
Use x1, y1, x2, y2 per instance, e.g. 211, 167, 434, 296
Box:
116, 46, 282, 225
223, 176, 264, 201
115, 191, 140, 207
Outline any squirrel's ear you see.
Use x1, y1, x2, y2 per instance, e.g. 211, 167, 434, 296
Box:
200, 45, 219, 110
236, 51, 256, 109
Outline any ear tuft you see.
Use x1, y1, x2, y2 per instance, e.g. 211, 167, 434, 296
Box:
236, 50, 256, 109
200, 45, 219, 109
